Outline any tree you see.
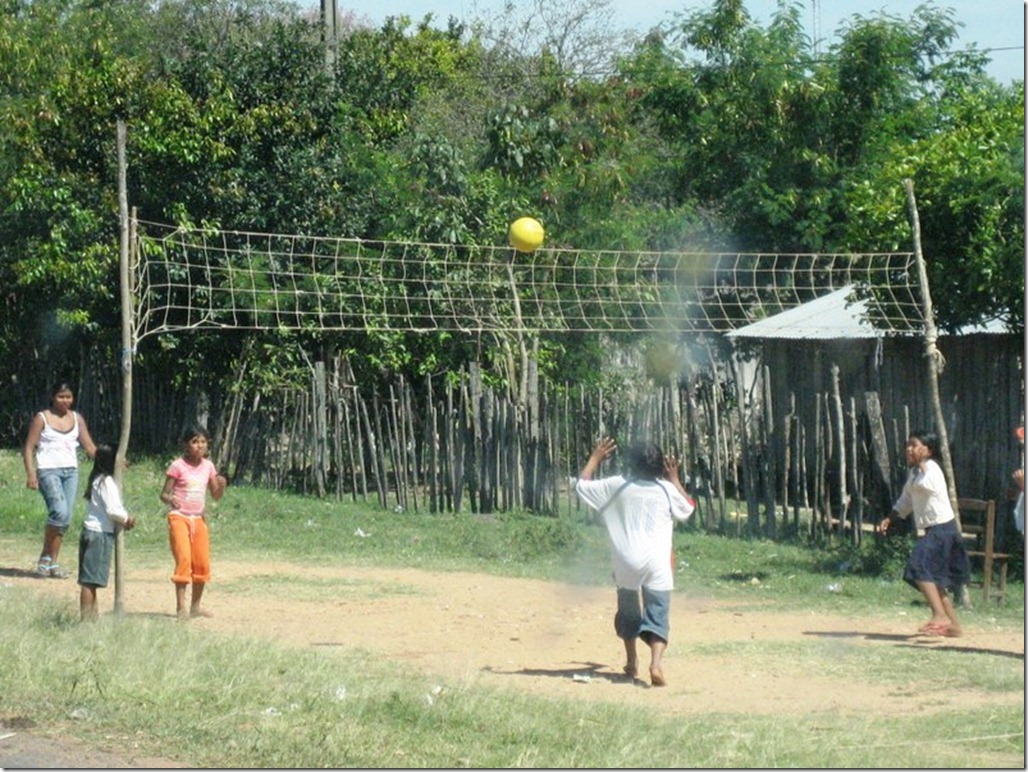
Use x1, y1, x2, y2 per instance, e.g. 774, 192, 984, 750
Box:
843, 82, 1024, 333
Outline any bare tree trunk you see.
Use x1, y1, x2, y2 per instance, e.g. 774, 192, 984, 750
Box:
761, 365, 776, 539
904, 178, 967, 607
831, 363, 847, 539
849, 397, 862, 546
313, 361, 327, 498
903, 179, 958, 511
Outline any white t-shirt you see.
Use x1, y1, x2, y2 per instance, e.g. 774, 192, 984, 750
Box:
83, 475, 130, 534
891, 459, 954, 532
573, 475, 694, 591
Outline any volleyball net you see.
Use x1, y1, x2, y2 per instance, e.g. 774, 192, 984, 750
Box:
132, 219, 922, 343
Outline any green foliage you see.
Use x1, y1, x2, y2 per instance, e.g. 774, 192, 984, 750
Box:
844, 82, 1025, 331
0, 0, 1021, 444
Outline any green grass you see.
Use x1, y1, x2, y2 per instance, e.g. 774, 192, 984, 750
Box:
0, 588, 1022, 768
0, 449, 1023, 767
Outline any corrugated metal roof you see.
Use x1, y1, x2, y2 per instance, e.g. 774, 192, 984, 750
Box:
727, 287, 879, 340
726, 286, 1007, 340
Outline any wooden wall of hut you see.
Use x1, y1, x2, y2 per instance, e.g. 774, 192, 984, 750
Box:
746, 331, 1024, 547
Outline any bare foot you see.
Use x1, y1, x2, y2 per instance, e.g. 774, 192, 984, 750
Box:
190, 606, 214, 619
650, 667, 666, 687
176, 609, 190, 622
623, 661, 638, 678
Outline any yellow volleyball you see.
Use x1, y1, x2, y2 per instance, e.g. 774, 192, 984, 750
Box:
508, 217, 545, 253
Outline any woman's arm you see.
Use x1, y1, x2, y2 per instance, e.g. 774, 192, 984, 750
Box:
76, 413, 97, 459
22, 414, 43, 488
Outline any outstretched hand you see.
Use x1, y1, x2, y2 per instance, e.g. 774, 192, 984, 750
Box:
579, 437, 616, 481
662, 453, 691, 500
592, 437, 617, 462
662, 454, 681, 481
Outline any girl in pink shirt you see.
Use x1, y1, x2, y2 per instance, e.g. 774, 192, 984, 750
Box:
160, 425, 227, 620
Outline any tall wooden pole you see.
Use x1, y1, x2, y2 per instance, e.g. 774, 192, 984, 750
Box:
322, 0, 337, 73
903, 178, 959, 515
903, 178, 974, 605
115, 120, 133, 614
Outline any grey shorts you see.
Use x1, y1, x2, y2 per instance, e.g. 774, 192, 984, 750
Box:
78, 529, 114, 588
614, 586, 671, 644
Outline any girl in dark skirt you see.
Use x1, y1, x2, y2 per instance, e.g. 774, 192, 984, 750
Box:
878, 431, 969, 637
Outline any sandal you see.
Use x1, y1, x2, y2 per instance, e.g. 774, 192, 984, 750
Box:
918, 621, 950, 636
47, 563, 69, 579
35, 557, 52, 577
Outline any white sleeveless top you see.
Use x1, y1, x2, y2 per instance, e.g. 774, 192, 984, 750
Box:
35, 411, 81, 470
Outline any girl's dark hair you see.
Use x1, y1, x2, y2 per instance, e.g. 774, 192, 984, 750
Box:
84, 445, 116, 500
624, 443, 665, 481
48, 381, 75, 398
910, 430, 941, 458
179, 424, 211, 445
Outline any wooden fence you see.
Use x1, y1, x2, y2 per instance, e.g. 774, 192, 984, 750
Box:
8, 347, 1021, 549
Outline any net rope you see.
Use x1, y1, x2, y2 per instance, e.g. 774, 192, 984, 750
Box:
132, 219, 923, 342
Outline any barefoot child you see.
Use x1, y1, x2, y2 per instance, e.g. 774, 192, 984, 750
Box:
573, 437, 695, 687
78, 445, 135, 621
878, 431, 969, 637
160, 425, 227, 620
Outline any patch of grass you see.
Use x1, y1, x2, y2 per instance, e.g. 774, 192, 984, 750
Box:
690, 638, 1024, 695
673, 531, 1023, 627
0, 449, 1023, 767
0, 587, 1021, 768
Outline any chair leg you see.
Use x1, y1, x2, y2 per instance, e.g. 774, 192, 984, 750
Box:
982, 554, 993, 605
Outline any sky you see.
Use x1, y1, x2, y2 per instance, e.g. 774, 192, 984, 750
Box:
332, 0, 1024, 84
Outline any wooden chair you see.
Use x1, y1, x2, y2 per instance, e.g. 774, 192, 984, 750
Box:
958, 498, 1010, 604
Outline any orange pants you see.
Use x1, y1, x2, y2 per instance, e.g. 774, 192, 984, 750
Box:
167, 513, 210, 585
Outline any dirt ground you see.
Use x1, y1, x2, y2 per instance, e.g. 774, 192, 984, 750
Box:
0, 551, 1023, 769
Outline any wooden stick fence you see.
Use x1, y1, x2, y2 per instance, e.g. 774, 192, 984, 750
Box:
57, 348, 1012, 547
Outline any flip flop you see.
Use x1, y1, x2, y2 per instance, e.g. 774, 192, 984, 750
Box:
918, 621, 950, 636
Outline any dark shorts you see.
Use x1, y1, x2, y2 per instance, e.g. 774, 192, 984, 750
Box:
903, 519, 970, 591
78, 529, 114, 588
614, 586, 671, 644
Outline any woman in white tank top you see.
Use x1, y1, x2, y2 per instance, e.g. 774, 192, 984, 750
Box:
23, 381, 96, 578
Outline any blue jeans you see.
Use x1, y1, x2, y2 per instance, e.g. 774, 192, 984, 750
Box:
38, 467, 79, 532
614, 586, 671, 644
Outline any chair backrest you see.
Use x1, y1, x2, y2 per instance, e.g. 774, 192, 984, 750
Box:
957, 497, 996, 552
